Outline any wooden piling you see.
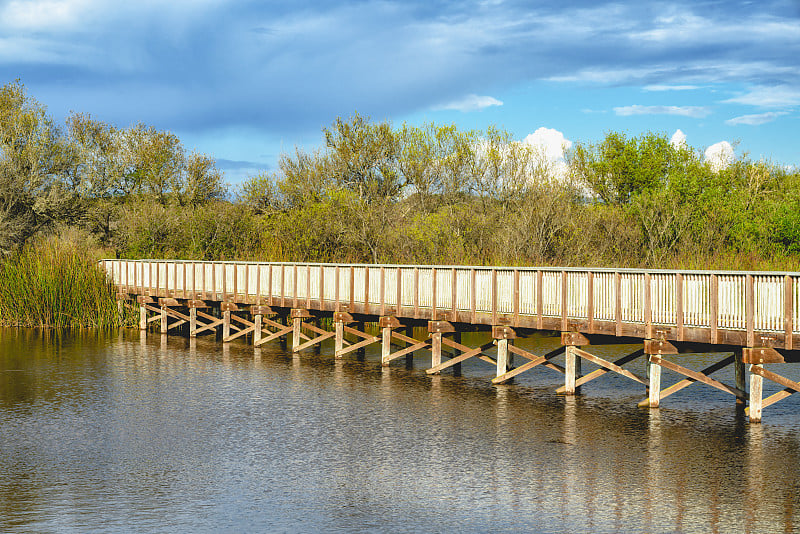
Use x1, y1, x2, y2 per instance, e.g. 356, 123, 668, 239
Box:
564, 345, 578, 395
223, 310, 231, 341
431, 332, 442, 373
750, 364, 763, 423
648, 357, 662, 408
253, 314, 262, 345
189, 307, 197, 337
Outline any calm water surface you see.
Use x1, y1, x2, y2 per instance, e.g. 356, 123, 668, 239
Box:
2, 327, 800, 533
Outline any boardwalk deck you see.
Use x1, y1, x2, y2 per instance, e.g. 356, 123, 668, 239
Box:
103, 260, 800, 422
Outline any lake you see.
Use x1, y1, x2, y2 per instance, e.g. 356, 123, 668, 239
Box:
2, 327, 799, 532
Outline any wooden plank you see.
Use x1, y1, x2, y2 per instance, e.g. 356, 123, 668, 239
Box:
224, 325, 255, 343
573, 347, 648, 386
651, 355, 746, 399
293, 330, 336, 352
390, 330, 420, 345
537, 270, 543, 330
254, 324, 294, 347
710, 274, 719, 344
426, 341, 496, 374
561, 270, 568, 332
786, 275, 794, 351
557, 349, 644, 393
587, 272, 594, 331
746, 274, 755, 347
676, 273, 684, 341
760, 389, 795, 410
413, 267, 419, 319
441, 337, 497, 366
615, 272, 622, 337
350, 266, 355, 311
644, 273, 652, 339
432, 268, 438, 320
380, 266, 385, 316
293, 264, 298, 309
384, 340, 431, 362
334, 265, 340, 311
471, 268, 477, 324
451, 268, 458, 323
493, 346, 565, 383
319, 263, 325, 310
492, 269, 498, 326
637, 354, 737, 408
364, 266, 370, 315
336, 335, 380, 357
513, 269, 520, 327
749, 364, 800, 393
280, 264, 285, 307
343, 325, 378, 340
396, 267, 402, 316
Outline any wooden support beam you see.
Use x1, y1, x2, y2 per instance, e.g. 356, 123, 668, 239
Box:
383, 339, 431, 363
335, 333, 380, 358
493, 346, 565, 384
572, 347, 648, 386
749, 364, 763, 423
253, 315, 262, 345
293, 330, 336, 353
139, 305, 147, 330
564, 345, 579, 395
496, 339, 513, 379
440, 337, 497, 366
254, 324, 294, 347
648, 355, 746, 400
223, 324, 254, 343
648, 359, 662, 408
381, 326, 392, 366
637, 355, 736, 408
222, 310, 231, 341
556, 349, 643, 393
190, 307, 198, 337
426, 341, 496, 375
334, 320, 344, 358
430, 332, 442, 372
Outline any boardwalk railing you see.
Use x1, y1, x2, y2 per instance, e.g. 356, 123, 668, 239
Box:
102, 260, 800, 349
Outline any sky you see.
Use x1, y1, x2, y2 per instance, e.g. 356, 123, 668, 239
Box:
1, 0, 799, 182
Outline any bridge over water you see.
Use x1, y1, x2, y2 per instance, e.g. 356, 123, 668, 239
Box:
103, 260, 800, 423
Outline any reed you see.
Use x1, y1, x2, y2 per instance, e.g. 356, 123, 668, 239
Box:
0, 239, 133, 328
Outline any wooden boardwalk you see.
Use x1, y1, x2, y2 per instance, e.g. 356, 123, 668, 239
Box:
103, 259, 800, 423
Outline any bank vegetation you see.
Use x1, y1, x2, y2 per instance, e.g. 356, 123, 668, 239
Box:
1, 80, 799, 325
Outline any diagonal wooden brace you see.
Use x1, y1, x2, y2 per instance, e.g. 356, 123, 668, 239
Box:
223, 324, 255, 343
571, 347, 648, 386
493, 346, 566, 384
336, 334, 381, 358
441, 337, 497, 366
426, 341, 496, 375
254, 324, 295, 347
745, 365, 800, 416
557, 349, 643, 393
293, 330, 336, 353
193, 310, 225, 336
383, 339, 431, 363
648, 355, 746, 401
343, 325, 377, 340
637, 354, 735, 407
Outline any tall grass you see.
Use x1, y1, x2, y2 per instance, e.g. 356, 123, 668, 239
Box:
0, 238, 132, 328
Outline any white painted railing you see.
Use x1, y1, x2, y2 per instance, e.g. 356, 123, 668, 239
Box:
101, 260, 800, 337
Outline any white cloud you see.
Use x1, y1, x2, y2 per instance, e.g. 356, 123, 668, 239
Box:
705, 141, 734, 171
523, 127, 572, 161
670, 129, 687, 148
644, 85, 699, 91
725, 111, 789, 126
436, 94, 503, 112
723, 85, 800, 108
522, 127, 572, 179
614, 105, 711, 118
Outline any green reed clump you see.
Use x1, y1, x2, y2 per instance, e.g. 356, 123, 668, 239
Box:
0, 240, 132, 328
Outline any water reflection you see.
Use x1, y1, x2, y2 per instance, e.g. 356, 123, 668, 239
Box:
1, 328, 800, 532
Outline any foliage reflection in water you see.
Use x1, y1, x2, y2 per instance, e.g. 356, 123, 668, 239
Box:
1, 328, 799, 533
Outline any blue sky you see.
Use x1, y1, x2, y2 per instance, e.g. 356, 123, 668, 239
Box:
2, 0, 799, 182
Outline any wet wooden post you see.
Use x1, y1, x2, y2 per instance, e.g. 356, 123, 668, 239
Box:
160, 305, 168, 334
405, 325, 414, 367
333, 311, 352, 359
750, 364, 763, 423
648, 358, 662, 408
289, 309, 311, 351
562, 332, 588, 395
431, 332, 442, 372
222, 310, 231, 341
253, 314, 262, 345
734, 348, 746, 405
189, 307, 198, 337
494, 326, 515, 379
139, 304, 147, 330
379, 316, 400, 366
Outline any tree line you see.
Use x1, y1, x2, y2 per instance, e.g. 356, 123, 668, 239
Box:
3, 79, 799, 270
